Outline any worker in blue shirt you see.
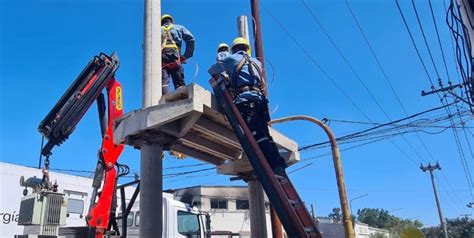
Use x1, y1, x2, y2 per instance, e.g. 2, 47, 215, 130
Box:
161, 14, 195, 95
208, 37, 287, 176
216, 43, 230, 62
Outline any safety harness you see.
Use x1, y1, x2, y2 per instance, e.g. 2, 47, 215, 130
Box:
162, 24, 181, 69
162, 24, 179, 52
233, 53, 265, 93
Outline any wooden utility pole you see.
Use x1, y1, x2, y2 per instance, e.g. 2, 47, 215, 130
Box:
420, 162, 448, 238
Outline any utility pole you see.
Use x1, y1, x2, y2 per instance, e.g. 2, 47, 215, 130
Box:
237, 15, 268, 238
141, 0, 163, 237
249, 1, 283, 238
420, 162, 448, 238
422, 0, 474, 113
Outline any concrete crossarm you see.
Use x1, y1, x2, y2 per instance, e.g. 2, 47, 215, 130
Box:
113, 83, 300, 175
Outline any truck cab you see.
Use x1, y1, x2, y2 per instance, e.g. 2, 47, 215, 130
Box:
118, 193, 207, 238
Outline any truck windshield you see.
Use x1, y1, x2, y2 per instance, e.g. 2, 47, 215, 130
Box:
177, 210, 200, 237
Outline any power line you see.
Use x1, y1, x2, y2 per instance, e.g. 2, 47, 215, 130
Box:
428, 0, 452, 83
396, 0, 474, 199
299, 103, 455, 151
344, 0, 449, 168
300, 0, 392, 121
259, 2, 371, 121
300, 0, 431, 165
344, 0, 409, 116
411, 0, 442, 80
395, 0, 437, 87
262, 1, 427, 168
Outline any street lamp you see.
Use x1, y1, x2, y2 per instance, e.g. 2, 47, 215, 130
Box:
349, 194, 368, 216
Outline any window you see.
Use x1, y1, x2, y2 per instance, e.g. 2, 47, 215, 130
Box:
177, 211, 200, 237
236, 200, 249, 210
117, 212, 134, 227
67, 198, 84, 214
135, 212, 140, 226
210, 199, 227, 209
192, 200, 201, 208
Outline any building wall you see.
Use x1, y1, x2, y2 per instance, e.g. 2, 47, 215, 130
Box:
355, 222, 390, 238
317, 219, 390, 238
173, 186, 273, 237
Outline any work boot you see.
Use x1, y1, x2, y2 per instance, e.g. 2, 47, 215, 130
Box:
272, 166, 287, 177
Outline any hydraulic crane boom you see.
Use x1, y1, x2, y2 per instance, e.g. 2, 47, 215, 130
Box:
38, 53, 125, 238
210, 76, 321, 238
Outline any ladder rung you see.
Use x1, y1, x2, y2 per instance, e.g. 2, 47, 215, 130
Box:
275, 174, 288, 183
288, 199, 302, 208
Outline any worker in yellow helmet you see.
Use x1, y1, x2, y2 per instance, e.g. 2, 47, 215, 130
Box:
161, 14, 195, 95
208, 37, 287, 176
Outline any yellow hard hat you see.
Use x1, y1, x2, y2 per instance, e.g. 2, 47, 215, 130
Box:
161, 14, 174, 24
231, 37, 251, 55
217, 43, 229, 52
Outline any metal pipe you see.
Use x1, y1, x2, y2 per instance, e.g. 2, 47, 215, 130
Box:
141, 0, 163, 237
270, 115, 356, 238
237, 16, 250, 41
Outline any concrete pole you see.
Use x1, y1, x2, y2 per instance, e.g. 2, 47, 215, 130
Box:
140, 0, 163, 237
420, 163, 448, 238
237, 15, 268, 238
248, 179, 268, 238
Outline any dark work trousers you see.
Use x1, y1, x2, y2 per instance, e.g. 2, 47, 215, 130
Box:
162, 65, 185, 95
235, 99, 287, 170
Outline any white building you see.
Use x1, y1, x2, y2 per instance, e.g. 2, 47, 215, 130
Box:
317, 217, 391, 238
169, 185, 273, 237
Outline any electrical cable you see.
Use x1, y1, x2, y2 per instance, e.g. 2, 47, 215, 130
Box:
411, 0, 442, 80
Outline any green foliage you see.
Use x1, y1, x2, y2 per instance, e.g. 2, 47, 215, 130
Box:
356, 208, 423, 236
369, 233, 386, 238
422, 217, 474, 238
328, 207, 342, 221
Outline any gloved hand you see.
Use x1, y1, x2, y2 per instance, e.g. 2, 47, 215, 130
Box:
180, 55, 187, 64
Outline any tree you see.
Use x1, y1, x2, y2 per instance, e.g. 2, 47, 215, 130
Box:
369, 233, 386, 238
356, 208, 423, 236
328, 207, 342, 221
422, 217, 474, 238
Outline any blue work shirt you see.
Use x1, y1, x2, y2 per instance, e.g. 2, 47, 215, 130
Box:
208, 51, 263, 103
216, 51, 230, 62
162, 23, 195, 59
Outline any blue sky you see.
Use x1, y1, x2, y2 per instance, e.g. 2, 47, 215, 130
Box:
1, 0, 473, 227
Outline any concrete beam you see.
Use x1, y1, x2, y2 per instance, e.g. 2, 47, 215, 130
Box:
114, 83, 300, 174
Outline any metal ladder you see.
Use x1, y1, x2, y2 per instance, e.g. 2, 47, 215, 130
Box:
210, 77, 321, 238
